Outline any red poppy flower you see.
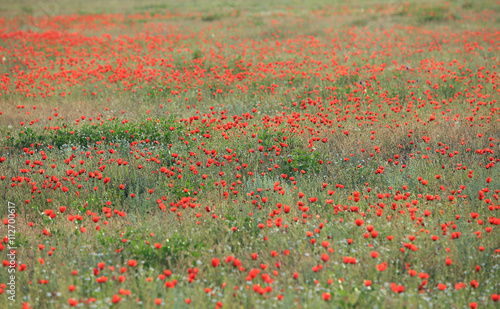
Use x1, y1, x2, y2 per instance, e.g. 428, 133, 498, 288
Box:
127, 260, 137, 267
211, 258, 220, 267
111, 295, 121, 304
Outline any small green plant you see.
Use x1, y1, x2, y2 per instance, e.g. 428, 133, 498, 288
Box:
417, 6, 449, 23
280, 148, 326, 176
192, 49, 202, 61
21, 6, 33, 14
123, 231, 207, 268
462, 2, 473, 9
201, 13, 223, 22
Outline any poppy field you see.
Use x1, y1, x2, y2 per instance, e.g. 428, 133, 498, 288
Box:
0, 0, 499, 308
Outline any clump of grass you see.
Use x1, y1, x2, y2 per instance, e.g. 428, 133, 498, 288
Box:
417, 6, 449, 23
201, 12, 226, 22
397, 4, 451, 24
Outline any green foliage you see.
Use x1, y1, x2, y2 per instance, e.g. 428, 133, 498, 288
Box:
192, 49, 202, 61
21, 6, 33, 14
397, 4, 450, 23
123, 230, 207, 268
418, 6, 449, 23
8, 127, 44, 148
5, 116, 180, 149
281, 148, 326, 175
10, 232, 29, 248
201, 12, 225, 22
133, 3, 168, 12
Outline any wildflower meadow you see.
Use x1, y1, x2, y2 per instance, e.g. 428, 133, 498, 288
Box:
0, 0, 499, 308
